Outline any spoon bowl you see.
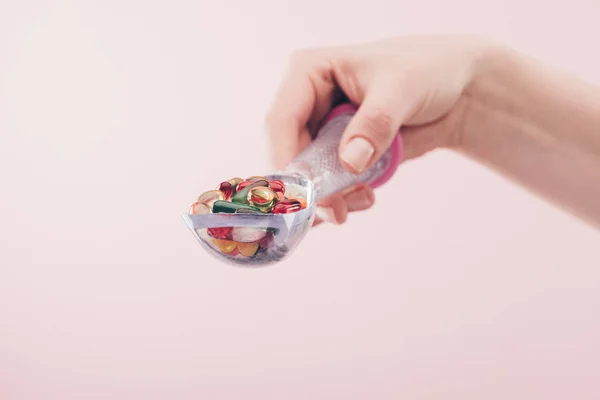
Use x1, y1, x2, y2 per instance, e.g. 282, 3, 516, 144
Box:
182, 174, 316, 267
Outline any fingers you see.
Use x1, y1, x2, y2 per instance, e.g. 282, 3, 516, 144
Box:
314, 196, 347, 226
338, 79, 417, 174
344, 184, 375, 211
265, 51, 337, 170
265, 72, 315, 170
312, 184, 375, 227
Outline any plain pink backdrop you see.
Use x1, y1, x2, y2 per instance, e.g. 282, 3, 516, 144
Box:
1, 1, 599, 399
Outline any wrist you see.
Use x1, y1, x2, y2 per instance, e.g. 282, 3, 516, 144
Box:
451, 40, 600, 226
460, 41, 600, 159
458, 41, 523, 153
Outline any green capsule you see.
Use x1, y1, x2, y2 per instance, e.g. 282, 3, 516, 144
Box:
235, 207, 263, 214
212, 200, 261, 214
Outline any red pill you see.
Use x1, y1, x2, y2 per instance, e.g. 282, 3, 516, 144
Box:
271, 200, 301, 214
259, 231, 274, 249
217, 181, 233, 200
269, 179, 285, 194
237, 179, 269, 192
236, 180, 252, 191
207, 226, 233, 240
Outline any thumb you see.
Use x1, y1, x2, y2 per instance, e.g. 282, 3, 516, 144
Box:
338, 83, 416, 174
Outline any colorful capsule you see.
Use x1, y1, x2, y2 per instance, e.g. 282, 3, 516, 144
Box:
238, 241, 259, 257
217, 182, 233, 200
232, 226, 267, 243
271, 199, 302, 214
189, 201, 211, 215
231, 179, 269, 204
207, 226, 233, 240
247, 186, 277, 210
211, 238, 237, 254
247, 186, 276, 204
197, 189, 225, 208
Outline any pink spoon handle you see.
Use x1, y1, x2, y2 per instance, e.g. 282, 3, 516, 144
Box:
283, 103, 404, 201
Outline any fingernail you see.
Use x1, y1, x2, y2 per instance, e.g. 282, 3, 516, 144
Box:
341, 137, 375, 173
345, 189, 374, 211
315, 206, 338, 224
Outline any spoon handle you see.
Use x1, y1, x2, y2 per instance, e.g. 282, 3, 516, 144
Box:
283, 103, 403, 201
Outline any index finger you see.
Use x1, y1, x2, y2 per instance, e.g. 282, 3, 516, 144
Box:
265, 71, 315, 170
265, 52, 337, 170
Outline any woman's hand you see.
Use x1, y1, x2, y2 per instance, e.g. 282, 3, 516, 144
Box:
265, 35, 491, 225
266, 35, 600, 228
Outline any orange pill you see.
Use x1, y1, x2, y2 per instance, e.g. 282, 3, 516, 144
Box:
287, 197, 307, 209
238, 241, 259, 257
211, 238, 237, 254
275, 191, 285, 201
197, 189, 225, 208
189, 201, 211, 215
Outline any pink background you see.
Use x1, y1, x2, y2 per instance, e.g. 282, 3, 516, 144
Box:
1, 1, 600, 399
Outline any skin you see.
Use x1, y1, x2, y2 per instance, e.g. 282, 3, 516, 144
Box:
265, 35, 600, 228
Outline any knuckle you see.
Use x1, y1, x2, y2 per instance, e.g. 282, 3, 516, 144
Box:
360, 107, 396, 138
333, 56, 354, 76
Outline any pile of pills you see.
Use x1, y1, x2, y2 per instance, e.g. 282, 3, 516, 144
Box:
190, 176, 307, 258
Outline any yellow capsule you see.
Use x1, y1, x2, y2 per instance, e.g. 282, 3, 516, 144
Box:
247, 175, 268, 181
238, 241, 259, 257
247, 186, 276, 206
228, 177, 244, 188
211, 238, 237, 254
197, 189, 225, 208
189, 201, 211, 214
